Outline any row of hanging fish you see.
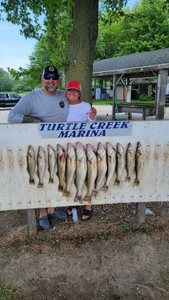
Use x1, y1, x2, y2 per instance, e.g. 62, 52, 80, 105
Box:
27, 141, 144, 203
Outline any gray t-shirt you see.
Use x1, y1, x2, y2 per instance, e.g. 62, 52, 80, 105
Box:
7, 89, 69, 123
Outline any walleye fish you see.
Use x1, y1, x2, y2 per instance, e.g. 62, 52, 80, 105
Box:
65, 142, 76, 196
47, 144, 56, 183
27, 145, 35, 184
104, 142, 116, 190
74, 141, 87, 203
57, 144, 66, 191
134, 141, 144, 185
83, 144, 97, 203
95, 142, 107, 195
37, 146, 46, 188
116, 143, 124, 184
126, 142, 134, 181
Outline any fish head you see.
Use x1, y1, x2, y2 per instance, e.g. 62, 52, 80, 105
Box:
47, 144, 55, 156
86, 144, 95, 161
76, 141, 85, 160
97, 142, 106, 158
106, 142, 115, 157
117, 143, 124, 155
28, 145, 35, 157
137, 141, 143, 154
38, 146, 45, 158
127, 142, 133, 153
67, 142, 75, 159
57, 144, 65, 157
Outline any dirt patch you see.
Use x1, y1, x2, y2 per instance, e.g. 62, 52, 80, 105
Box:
1, 203, 169, 299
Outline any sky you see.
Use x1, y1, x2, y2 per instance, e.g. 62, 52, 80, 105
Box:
0, 0, 138, 73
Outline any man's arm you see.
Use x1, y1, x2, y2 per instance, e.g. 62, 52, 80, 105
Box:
22, 116, 44, 123
8, 94, 33, 123
8, 93, 44, 123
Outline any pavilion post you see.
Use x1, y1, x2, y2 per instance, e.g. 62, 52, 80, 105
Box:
112, 74, 116, 120
156, 69, 168, 119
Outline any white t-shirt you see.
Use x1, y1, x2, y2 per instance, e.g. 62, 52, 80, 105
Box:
67, 101, 93, 122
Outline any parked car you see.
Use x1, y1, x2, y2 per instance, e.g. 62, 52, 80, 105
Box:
166, 94, 169, 103
0, 93, 21, 107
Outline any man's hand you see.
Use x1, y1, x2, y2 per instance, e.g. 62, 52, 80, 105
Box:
22, 116, 44, 123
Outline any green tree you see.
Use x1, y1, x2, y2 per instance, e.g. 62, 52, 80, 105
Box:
12, 76, 41, 93
0, 68, 13, 91
116, 0, 169, 56
94, 0, 169, 61
94, 12, 128, 61
0, 0, 127, 103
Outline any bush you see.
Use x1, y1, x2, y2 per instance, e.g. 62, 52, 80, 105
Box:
139, 94, 154, 102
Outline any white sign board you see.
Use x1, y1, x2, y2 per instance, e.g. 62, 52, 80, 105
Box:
0, 120, 169, 211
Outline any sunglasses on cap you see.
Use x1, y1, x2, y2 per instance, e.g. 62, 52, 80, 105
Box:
44, 74, 59, 80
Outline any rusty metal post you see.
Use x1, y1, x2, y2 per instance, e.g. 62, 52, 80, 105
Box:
135, 203, 146, 224
27, 209, 38, 237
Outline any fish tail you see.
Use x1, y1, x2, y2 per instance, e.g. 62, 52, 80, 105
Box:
134, 179, 140, 186
115, 179, 120, 185
126, 176, 131, 182
29, 178, 35, 185
83, 194, 91, 204
48, 177, 54, 184
65, 190, 71, 197
58, 184, 64, 191
94, 190, 99, 198
74, 194, 82, 203
103, 184, 109, 192
37, 182, 43, 188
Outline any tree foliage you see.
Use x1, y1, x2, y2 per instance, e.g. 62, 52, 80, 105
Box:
0, 68, 13, 91
0, 0, 127, 70
94, 0, 169, 61
0, 0, 128, 101
115, 0, 169, 56
0, 0, 74, 39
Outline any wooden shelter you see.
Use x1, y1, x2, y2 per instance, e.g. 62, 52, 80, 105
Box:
93, 48, 169, 120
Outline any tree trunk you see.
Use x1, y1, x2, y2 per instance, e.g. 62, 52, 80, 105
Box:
65, 0, 98, 104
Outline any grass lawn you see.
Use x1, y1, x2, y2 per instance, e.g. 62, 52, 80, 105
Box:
19, 92, 28, 97
0, 280, 18, 299
92, 99, 155, 105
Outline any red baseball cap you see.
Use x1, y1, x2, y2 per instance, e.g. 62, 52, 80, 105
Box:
66, 80, 81, 92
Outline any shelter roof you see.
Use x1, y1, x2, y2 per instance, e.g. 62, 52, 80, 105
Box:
93, 48, 169, 79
